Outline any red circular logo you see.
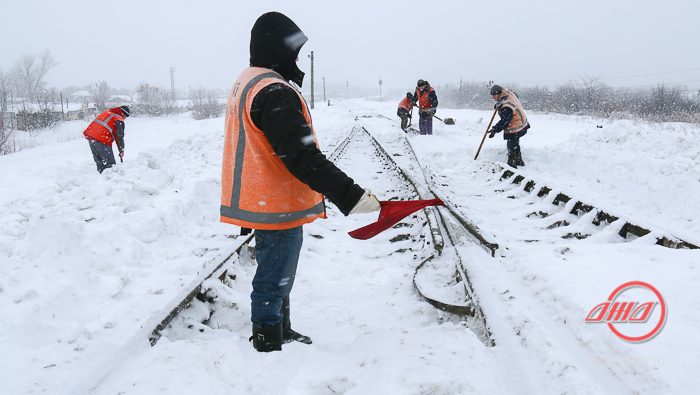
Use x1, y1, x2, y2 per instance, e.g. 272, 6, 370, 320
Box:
606, 281, 667, 342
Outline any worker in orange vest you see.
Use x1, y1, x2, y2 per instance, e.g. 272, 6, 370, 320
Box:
488, 84, 530, 168
397, 92, 416, 131
221, 12, 381, 352
414, 80, 438, 135
83, 105, 130, 173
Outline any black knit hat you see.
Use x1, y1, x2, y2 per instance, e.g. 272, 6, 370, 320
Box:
490, 85, 503, 95
120, 105, 131, 117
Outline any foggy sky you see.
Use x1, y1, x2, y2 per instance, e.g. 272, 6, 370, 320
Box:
2, 0, 699, 97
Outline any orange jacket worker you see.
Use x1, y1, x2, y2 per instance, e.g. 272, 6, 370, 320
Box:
221, 11, 381, 353
83, 105, 130, 173
396, 92, 416, 131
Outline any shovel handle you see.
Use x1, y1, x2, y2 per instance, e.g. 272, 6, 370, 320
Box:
474, 109, 498, 160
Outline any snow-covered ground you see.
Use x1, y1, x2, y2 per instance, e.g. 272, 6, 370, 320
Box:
1, 100, 698, 394
355, 104, 700, 394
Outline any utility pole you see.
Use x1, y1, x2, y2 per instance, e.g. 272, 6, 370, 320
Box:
60, 92, 64, 120
170, 67, 176, 100
378, 77, 383, 102
322, 77, 326, 103
308, 51, 314, 109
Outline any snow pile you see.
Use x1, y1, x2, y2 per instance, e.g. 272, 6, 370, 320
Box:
0, 116, 236, 394
354, 99, 700, 394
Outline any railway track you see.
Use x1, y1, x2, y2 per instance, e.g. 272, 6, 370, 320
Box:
85, 113, 680, 393
492, 164, 698, 249
366, 115, 698, 253
87, 123, 499, 393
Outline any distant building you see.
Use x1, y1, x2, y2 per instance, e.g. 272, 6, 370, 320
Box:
70, 90, 92, 109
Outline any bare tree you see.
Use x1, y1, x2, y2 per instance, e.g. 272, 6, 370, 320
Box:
36, 87, 56, 111
136, 83, 166, 116
92, 81, 110, 110
0, 70, 13, 153
11, 50, 58, 104
0, 69, 9, 130
135, 83, 180, 116
578, 75, 605, 112
0, 127, 13, 155
189, 88, 225, 120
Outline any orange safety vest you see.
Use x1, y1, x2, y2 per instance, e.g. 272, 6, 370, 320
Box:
398, 96, 414, 112
83, 108, 124, 145
220, 67, 326, 230
497, 88, 528, 134
415, 87, 435, 110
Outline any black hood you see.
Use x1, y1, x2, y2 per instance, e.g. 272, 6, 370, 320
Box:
250, 12, 308, 87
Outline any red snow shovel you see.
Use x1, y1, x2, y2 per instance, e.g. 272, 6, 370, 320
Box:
348, 198, 444, 240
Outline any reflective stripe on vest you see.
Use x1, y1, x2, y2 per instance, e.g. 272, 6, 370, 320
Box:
84, 110, 123, 144
220, 69, 325, 227
94, 113, 120, 141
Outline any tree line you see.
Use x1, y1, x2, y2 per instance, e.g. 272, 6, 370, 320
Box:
440, 76, 700, 123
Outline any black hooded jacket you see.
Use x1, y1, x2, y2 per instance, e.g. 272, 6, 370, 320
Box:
248, 12, 364, 215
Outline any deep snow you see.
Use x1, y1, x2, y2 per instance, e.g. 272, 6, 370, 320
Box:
1, 100, 698, 394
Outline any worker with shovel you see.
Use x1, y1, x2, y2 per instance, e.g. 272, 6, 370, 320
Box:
414, 79, 438, 135
488, 85, 530, 168
82, 105, 130, 173
397, 92, 416, 131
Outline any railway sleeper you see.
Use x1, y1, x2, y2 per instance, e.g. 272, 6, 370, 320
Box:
570, 201, 594, 216
495, 168, 697, 250
552, 193, 572, 206
524, 180, 536, 192
537, 186, 552, 197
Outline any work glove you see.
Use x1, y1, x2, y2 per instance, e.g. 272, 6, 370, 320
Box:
119, 150, 125, 159
350, 189, 381, 214
488, 129, 498, 138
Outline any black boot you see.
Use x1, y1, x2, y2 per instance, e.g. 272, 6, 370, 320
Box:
250, 322, 283, 352
514, 149, 525, 167
506, 153, 518, 169
282, 296, 312, 345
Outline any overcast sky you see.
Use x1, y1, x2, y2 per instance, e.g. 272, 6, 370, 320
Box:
2, 0, 699, 97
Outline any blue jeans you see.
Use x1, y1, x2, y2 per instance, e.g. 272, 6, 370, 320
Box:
419, 116, 433, 135
251, 227, 303, 326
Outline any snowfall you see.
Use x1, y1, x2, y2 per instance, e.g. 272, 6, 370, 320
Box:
1, 98, 698, 395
